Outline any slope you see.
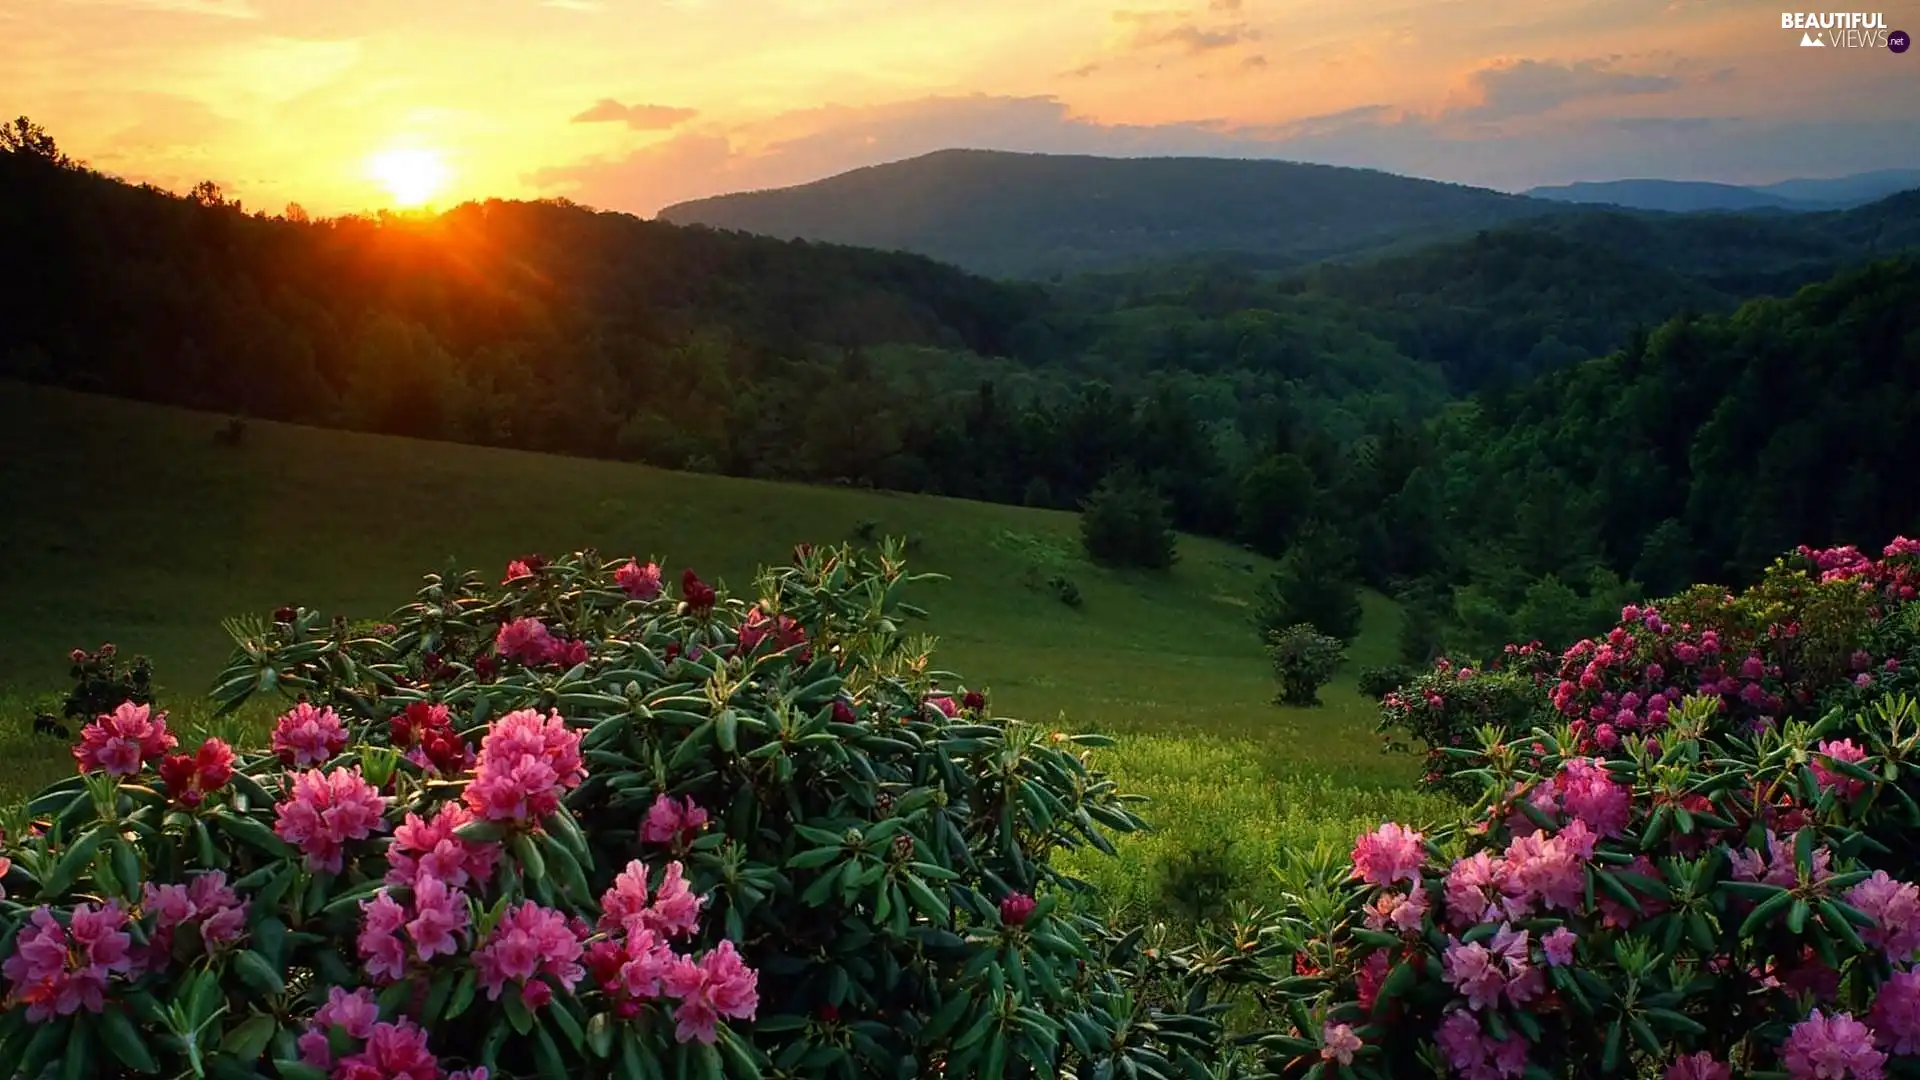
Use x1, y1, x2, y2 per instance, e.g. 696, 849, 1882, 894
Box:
1523, 179, 1810, 213
657, 149, 1558, 280
0, 381, 1343, 753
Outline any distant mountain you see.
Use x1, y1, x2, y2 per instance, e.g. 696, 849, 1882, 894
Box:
1526, 170, 1920, 213
658, 150, 1558, 280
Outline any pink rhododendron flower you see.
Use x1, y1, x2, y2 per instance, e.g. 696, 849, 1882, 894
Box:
928, 695, 959, 718
386, 802, 500, 891
157, 737, 236, 808
358, 876, 469, 983
335, 1019, 442, 1080
1321, 1023, 1362, 1066
641, 794, 710, 846
2, 903, 134, 1021
1783, 1010, 1885, 1080
737, 606, 808, 657
1000, 893, 1037, 926
1434, 1009, 1527, 1080
271, 702, 349, 767
616, 559, 663, 600
1555, 758, 1631, 838
463, 708, 586, 826
503, 559, 535, 583
1363, 883, 1430, 934
1732, 830, 1834, 889
1870, 969, 1920, 1055
300, 985, 383, 1068
661, 941, 760, 1044
1666, 1051, 1732, 1080
1846, 872, 1920, 963
273, 766, 391, 873
143, 871, 249, 957
1812, 739, 1870, 798
74, 701, 177, 777
1443, 924, 1536, 1011
600, 859, 706, 943
1542, 926, 1577, 967
1355, 951, 1391, 1011
495, 617, 558, 666
680, 569, 717, 612
1445, 852, 1514, 927
472, 902, 585, 1004
1352, 823, 1426, 887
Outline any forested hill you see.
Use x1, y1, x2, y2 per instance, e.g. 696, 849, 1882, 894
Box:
1378, 256, 1920, 658
0, 145, 1042, 444
658, 149, 1556, 279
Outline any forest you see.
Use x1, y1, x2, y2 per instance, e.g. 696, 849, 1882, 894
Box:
5, 119, 1919, 663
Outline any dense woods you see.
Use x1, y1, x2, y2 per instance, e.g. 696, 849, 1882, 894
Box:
5, 119, 1919, 663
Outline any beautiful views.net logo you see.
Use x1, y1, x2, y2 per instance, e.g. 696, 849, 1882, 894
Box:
1780, 11, 1907, 48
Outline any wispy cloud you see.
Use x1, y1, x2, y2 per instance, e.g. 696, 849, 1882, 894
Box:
571, 98, 700, 129
57, 0, 262, 17
1453, 57, 1681, 119
539, 0, 606, 11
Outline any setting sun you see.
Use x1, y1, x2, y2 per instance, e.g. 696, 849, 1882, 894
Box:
365, 146, 450, 208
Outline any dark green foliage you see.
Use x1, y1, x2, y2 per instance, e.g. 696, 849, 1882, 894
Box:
1355, 664, 1415, 701
62, 643, 151, 722
1079, 469, 1178, 570
1048, 574, 1083, 608
1265, 624, 1344, 707
1253, 526, 1364, 645
1235, 453, 1316, 557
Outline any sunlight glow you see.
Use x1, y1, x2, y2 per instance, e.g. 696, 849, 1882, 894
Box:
365, 146, 451, 208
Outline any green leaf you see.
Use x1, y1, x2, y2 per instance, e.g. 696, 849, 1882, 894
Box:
41, 827, 106, 898
274, 1061, 331, 1080
233, 948, 287, 997
98, 1006, 159, 1074
504, 986, 536, 1035
220, 1014, 280, 1063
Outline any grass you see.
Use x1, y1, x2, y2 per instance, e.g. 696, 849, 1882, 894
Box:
0, 381, 1431, 907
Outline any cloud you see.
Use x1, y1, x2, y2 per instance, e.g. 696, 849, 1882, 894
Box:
570, 99, 699, 129
1453, 57, 1681, 119
1112, 8, 1259, 53
539, 0, 605, 10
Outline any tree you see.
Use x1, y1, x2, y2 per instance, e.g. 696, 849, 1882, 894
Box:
0, 116, 70, 166
1080, 468, 1178, 570
1235, 452, 1316, 557
1253, 522, 1364, 644
1267, 624, 1345, 706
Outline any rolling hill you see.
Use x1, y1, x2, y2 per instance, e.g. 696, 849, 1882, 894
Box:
657, 149, 1559, 279
1524, 169, 1920, 213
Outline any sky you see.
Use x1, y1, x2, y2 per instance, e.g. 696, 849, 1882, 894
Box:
7, 0, 1916, 217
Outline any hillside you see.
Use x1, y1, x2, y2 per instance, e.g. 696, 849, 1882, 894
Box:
657, 149, 1558, 279
0, 381, 1325, 745
1525, 169, 1920, 212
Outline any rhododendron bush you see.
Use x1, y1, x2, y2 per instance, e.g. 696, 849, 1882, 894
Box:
0, 539, 1228, 1079
1255, 539, 1920, 1079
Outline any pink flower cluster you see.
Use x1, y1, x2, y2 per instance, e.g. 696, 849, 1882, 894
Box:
359, 876, 470, 983
1796, 538, 1920, 603
1320, 1023, 1362, 1066
273, 766, 391, 873
272, 702, 350, 767
1783, 1010, 1886, 1080
737, 606, 808, 659
389, 702, 473, 777
298, 987, 473, 1080
1442, 924, 1541, 1011
74, 701, 177, 777
1351, 823, 1425, 887
1812, 739, 1871, 798
144, 871, 249, 959
1731, 830, 1834, 889
157, 737, 236, 808
463, 708, 586, 826
494, 617, 589, 669
471, 901, 586, 1010
616, 559, 662, 600
1870, 969, 1920, 1055
586, 860, 756, 1042
641, 794, 710, 846
1846, 872, 1920, 963
2, 903, 133, 1021
1435, 1009, 1528, 1080
1666, 1052, 1731, 1080
386, 802, 500, 891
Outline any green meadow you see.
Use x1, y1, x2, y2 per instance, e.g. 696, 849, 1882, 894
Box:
0, 381, 1442, 916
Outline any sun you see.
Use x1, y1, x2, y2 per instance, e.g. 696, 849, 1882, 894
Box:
365, 146, 450, 208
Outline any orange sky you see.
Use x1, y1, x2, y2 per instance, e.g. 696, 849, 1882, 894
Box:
7, 0, 1914, 216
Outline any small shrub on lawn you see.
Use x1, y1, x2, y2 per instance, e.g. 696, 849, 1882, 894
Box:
1268, 625, 1344, 707
1355, 666, 1415, 702
62, 642, 153, 726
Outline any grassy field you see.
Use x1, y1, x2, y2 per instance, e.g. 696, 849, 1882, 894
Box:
0, 381, 1439, 911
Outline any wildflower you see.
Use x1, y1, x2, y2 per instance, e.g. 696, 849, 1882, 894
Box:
1321, 1023, 1362, 1066
74, 702, 176, 777
681, 569, 717, 613
272, 767, 391, 873
495, 617, 558, 666
463, 708, 586, 826
471, 902, 585, 1007
1363, 884, 1429, 933
389, 702, 473, 777
614, 559, 663, 600
641, 794, 710, 846
335, 1019, 442, 1080
386, 802, 500, 891
297, 986, 382, 1068
661, 941, 760, 1044
1782, 1010, 1885, 1080
1000, 893, 1037, 926
1845, 872, 1920, 963
1666, 1052, 1732, 1080
1871, 969, 1920, 1054
1556, 758, 1630, 838
271, 702, 348, 767
1812, 739, 1870, 798
2, 903, 134, 1021
157, 738, 236, 808
1352, 823, 1426, 887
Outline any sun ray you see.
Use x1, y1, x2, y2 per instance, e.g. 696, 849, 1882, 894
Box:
365, 146, 450, 208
